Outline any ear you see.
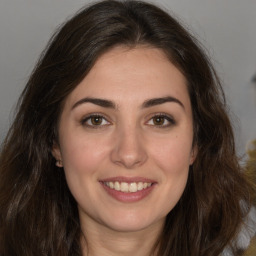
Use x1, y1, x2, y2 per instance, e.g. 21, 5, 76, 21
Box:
52, 142, 63, 167
189, 145, 198, 165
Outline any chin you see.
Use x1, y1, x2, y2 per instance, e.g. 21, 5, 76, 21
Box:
101, 212, 165, 233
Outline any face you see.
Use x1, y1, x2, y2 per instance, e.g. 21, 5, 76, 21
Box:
53, 46, 197, 233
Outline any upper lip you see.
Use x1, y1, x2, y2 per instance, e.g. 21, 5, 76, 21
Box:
99, 176, 156, 183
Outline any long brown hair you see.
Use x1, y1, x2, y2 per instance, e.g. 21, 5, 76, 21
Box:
0, 1, 254, 255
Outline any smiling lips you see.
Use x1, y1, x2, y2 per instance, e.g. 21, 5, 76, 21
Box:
104, 181, 152, 193
100, 177, 156, 202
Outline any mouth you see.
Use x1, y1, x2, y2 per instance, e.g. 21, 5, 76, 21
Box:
103, 181, 153, 193
99, 177, 156, 202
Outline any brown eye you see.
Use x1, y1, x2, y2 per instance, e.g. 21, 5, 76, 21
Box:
152, 116, 165, 125
147, 114, 176, 127
81, 115, 110, 127
91, 116, 103, 125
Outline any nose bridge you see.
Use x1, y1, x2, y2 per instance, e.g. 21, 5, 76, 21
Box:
110, 122, 147, 169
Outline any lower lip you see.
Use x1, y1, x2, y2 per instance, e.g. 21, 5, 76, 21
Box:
100, 183, 156, 203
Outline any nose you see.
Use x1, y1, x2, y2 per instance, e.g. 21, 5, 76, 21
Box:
110, 126, 148, 169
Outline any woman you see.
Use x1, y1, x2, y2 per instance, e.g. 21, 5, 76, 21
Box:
0, 1, 255, 255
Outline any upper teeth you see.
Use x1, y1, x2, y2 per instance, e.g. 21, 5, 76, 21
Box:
104, 181, 152, 193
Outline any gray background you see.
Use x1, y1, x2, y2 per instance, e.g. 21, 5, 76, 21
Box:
0, 0, 256, 156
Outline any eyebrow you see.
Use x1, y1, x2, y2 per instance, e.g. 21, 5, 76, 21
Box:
72, 96, 184, 110
142, 96, 184, 109
72, 97, 116, 110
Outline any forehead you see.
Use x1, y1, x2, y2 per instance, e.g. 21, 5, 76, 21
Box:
64, 46, 190, 109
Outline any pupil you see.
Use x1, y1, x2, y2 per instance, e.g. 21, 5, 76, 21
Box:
154, 116, 164, 125
92, 116, 102, 125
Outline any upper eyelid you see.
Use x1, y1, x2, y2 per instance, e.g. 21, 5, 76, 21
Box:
81, 112, 110, 119
81, 113, 111, 124
146, 112, 175, 121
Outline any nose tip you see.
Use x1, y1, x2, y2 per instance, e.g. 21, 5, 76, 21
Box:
116, 153, 143, 169
110, 130, 147, 169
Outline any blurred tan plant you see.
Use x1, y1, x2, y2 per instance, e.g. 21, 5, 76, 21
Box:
243, 236, 256, 256
246, 140, 256, 203
243, 140, 256, 256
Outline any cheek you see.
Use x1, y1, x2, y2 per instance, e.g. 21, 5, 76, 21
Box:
152, 137, 192, 210
151, 135, 193, 173
60, 134, 109, 176
59, 135, 110, 206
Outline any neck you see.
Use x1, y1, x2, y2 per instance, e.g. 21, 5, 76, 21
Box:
80, 216, 164, 256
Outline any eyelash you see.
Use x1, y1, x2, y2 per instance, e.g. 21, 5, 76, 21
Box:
80, 113, 176, 129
